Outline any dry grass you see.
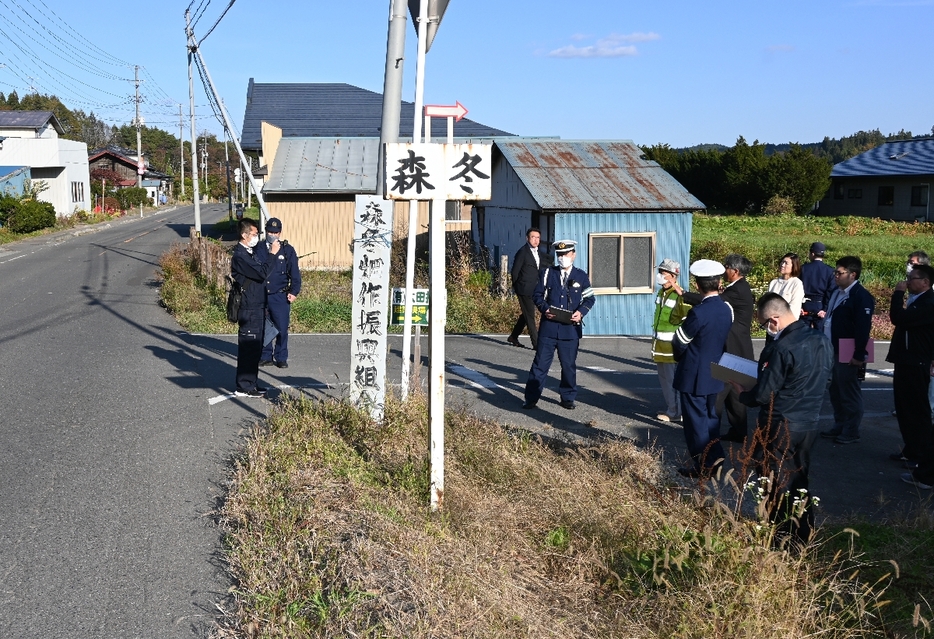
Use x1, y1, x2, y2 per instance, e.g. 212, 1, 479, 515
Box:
217, 394, 911, 638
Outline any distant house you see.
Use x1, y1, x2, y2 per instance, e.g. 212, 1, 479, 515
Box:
0, 110, 90, 215
88, 146, 172, 205
819, 138, 934, 221
476, 139, 705, 336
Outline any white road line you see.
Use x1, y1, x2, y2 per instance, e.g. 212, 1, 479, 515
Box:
448, 364, 506, 390
208, 382, 336, 404
0, 254, 25, 264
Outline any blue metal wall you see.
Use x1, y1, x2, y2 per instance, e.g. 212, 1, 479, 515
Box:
556, 211, 693, 336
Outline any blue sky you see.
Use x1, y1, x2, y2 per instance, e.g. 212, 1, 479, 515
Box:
2, 0, 933, 148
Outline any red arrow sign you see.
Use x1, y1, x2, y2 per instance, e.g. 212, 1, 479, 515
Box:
424, 101, 468, 122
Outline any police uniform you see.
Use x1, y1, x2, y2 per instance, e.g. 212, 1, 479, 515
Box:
672, 260, 733, 474
231, 229, 279, 394
259, 218, 302, 368
523, 240, 596, 409
800, 242, 835, 330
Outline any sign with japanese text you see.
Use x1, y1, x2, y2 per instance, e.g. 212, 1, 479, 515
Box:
349, 195, 394, 420
383, 143, 492, 201
391, 288, 430, 326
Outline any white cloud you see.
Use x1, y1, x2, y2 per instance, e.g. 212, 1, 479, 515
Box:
547, 32, 660, 59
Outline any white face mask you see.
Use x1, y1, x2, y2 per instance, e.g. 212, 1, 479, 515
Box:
766, 326, 779, 338
557, 255, 573, 268
908, 263, 915, 276
656, 273, 669, 287
247, 235, 259, 249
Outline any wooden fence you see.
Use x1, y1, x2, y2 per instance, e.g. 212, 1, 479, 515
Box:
189, 227, 231, 291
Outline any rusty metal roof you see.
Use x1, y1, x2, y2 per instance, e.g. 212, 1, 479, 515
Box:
494, 140, 705, 211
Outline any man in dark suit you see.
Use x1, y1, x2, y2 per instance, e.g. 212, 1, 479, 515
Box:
821, 255, 875, 444
800, 241, 836, 330
886, 264, 934, 473
672, 260, 733, 477
508, 227, 551, 349
684, 253, 755, 442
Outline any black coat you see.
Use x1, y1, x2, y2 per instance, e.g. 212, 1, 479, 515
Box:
886, 289, 934, 366
511, 244, 551, 296
231, 243, 276, 310
800, 259, 836, 314
827, 281, 875, 360
684, 278, 754, 360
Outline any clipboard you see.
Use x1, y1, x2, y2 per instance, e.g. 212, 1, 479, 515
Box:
838, 338, 874, 363
710, 352, 759, 389
547, 306, 575, 325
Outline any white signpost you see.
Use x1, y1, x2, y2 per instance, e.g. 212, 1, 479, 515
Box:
384, 141, 491, 511
349, 195, 394, 420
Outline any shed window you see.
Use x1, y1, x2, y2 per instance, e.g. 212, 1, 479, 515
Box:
833, 183, 844, 200
878, 186, 895, 206
911, 185, 928, 207
847, 188, 862, 199
588, 232, 655, 293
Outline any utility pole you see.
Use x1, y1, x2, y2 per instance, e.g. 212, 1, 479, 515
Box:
178, 104, 185, 198
134, 65, 143, 188
185, 9, 201, 232
201, 139, 208, 198
223, 126, 233, 220
377, 0, 407, 195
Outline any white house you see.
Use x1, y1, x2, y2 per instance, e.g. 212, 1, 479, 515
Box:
0, 111, 91, 215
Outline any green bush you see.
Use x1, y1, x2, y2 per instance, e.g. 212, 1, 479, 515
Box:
0, 194, 17, 227
7, 199, 56, 233
115, 187, 150, 210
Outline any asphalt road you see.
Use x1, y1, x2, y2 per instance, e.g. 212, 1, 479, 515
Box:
1, 209, 927, 637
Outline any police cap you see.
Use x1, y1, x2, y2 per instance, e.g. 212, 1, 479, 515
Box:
265, 217, 283, 233
552, 239, 577, 255
689, 259, 725, 277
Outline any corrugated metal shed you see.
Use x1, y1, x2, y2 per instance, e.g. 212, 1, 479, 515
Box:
0, 110, 64, 134
832, 139, 934, 177
495, 140, 705, 211
240, 80, 514, 151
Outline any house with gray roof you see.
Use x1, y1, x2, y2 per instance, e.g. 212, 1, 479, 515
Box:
476, 139, 705, 336
240, 79, 512, 153
0, 110, 90, 215
819, 138, 934, 221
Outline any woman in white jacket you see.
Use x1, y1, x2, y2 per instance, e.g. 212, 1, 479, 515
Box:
767, 252, 804, 318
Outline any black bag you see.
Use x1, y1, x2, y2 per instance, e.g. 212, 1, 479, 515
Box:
226, 276, 243, 323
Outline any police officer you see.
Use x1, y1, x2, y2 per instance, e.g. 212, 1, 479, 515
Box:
522, 240, 596, 410
258, 218, 302, 369
672, 259, 733, 477
231, 218, 280, 397
800, 241, 835, 330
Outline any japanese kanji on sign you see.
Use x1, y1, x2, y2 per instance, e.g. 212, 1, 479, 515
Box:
383, 143, 492, 201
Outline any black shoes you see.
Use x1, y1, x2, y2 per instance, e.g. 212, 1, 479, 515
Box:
521, 401, 537, 410
276, 360, 289, 369
820, 429, 842, 439
720, 431, 746, 443
234, 387, 266, 398
559, 400, 576, 410
259, 360, 274, 367
507, 336, 525, 348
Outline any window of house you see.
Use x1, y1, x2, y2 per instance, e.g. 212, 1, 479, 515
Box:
71, 181, 84, 203
444, 201, 460, 220
847, 188, 862, 199
878, 186, 895, 206
833, 183, 844, 200
588, 232, 655, 293
911, 185, 929, 207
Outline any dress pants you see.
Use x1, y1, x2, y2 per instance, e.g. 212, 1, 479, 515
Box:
680, 392, 726, 471
717, 383, 748, 437
236, 308, 265, 392
261, 293, 291, 363
759, 422, 818, 545
828, 362, 863, 437
524, 334, 579, 404
894, 363, 932, 461
509, 295, 540, 348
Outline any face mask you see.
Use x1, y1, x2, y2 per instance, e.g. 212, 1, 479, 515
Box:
766, 326, 779, 338
247, 235, 259, 249
557, 255, 573, 268
656, 273, 668, 287
266, 234, 280, 245
908, 263, 915, 276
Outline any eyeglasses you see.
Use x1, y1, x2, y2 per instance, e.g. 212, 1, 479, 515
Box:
834, 270, 850, 277
908, 274, 926, 281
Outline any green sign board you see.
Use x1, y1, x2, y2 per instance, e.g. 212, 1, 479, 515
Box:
391, 288, 430, 325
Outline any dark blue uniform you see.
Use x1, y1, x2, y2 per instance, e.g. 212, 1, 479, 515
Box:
672, 294, 733, 472
231, 242, 278, 393
258, 240, 301, 365
800, 259, 835, 329
523, 265, 595, 407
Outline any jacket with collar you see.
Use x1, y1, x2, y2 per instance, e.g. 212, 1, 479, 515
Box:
511, 244, 552, 296
684, 278, 754, 360
532, 264, 595, 340
886, 288, 934, 366
828, 281, 875, 361
672, 294, 732, 396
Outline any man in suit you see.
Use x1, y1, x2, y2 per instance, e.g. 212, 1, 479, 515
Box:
684, 253, 755, 442
508, 227, 551, 349
523, 239, 596, 410
886, 264, 934, 473
733, 293, 834, 546
821, 255, 875, 444
672, 260, 733, 477
800, 241, 836, 330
